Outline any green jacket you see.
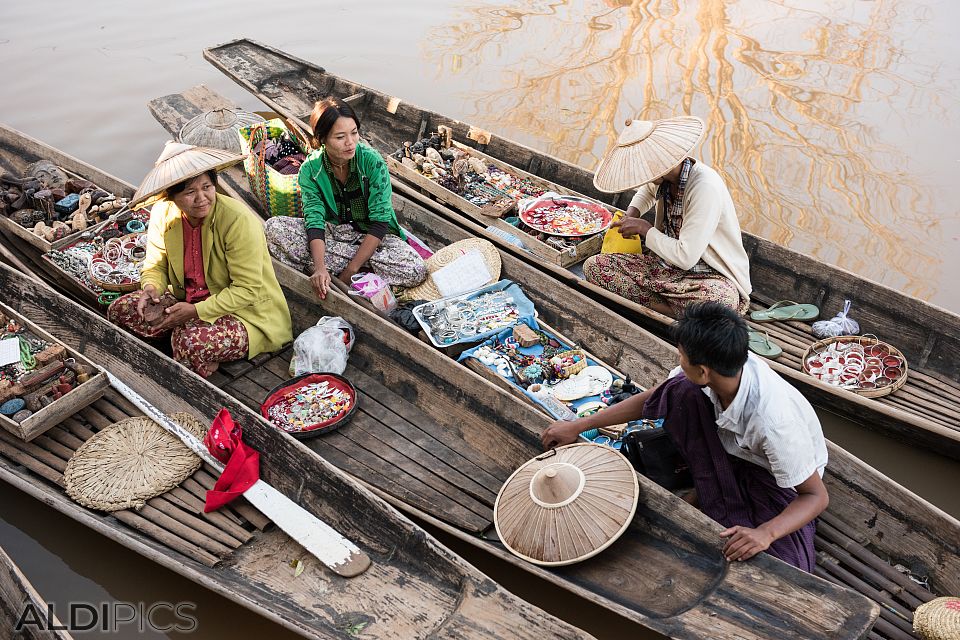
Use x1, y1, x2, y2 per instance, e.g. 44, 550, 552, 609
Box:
298, 142, 406, 240
140, 194, 293, 359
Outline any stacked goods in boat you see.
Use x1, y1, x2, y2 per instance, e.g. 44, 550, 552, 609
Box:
0, 300, 105, 441
388, 130, 611, 267
44, 209, 150, 307
0, 162, 129, 252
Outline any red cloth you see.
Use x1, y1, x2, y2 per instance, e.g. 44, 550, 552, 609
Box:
202, 409, 260, 512
182, 217, 210, 304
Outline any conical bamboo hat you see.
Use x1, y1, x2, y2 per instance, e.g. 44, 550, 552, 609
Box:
398, 238, 501, 302
593, 116, 704, 193
494, 443, 639, 566
131, 141, 246, 208
178, 107, 265, 154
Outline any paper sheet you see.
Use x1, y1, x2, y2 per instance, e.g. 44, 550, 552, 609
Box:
430, 250, 492, 298
0, 337, 20, 367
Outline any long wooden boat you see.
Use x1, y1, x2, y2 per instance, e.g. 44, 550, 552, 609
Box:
0, 544, 72, 640
0, 263, 595, 640
1, 118, 883, 638
149, 85, 960, 640
201, 38, 960, 462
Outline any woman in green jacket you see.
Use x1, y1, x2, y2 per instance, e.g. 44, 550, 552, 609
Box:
263, 97, 427, 299
108, 142, 292, 377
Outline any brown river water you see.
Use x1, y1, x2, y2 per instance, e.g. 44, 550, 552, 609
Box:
2, 1, 959, 638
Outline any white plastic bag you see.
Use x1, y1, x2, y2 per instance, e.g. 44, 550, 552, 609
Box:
812, 300, 860, 339
289, 317, 355, 376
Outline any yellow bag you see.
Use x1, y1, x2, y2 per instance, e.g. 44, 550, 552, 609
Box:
601, 210, 643, 254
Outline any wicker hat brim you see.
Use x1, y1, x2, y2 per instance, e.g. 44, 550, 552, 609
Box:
400, 238, 502, 302
494, 443, 639, 566
593, 116, 704, 193
131, 141, 246, 208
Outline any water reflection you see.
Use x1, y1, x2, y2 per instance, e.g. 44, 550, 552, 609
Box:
428, 0, 956, 300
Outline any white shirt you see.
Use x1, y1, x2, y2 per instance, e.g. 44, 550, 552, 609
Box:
629, 162, 752, 299
670, 353, 827, 488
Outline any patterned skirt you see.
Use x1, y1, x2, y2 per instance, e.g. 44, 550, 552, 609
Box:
583, 252, 749, 316
107, 290, 249, 378
263, 217, 427, 288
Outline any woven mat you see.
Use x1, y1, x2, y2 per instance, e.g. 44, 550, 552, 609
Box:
65, 413, 207, 512
914, 596, 960, 640
397, 238, 501, 302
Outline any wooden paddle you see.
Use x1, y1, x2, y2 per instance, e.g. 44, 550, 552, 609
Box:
106, 372, 371, 578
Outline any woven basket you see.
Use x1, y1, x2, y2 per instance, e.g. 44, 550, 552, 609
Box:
552, 349, 587, 379
801, 335, 908, 399
89, 232, 144, 293
64, 413, 207, 512
914, 596, 960, 640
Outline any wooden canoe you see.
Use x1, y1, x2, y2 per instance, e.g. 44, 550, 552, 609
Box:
0, 263, 596, 640
149, 85, 960, 640
0, 544, 73, 640
201, 38, 960, 462
1, 115, 882, 638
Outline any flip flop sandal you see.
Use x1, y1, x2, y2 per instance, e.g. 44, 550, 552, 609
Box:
750, 300, 819, 322
748, 329, 783, 358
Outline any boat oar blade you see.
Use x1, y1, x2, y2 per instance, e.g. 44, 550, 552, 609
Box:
105, 372, 371, 578
242, 480, 371, 578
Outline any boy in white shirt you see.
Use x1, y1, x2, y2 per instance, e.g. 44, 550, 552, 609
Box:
541, 302, 828, 571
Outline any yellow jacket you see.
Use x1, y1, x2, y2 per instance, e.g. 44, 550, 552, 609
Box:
140, 194, 292, 358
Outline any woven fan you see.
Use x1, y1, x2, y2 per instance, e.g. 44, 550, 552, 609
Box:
494, 443, 638, 566
179, 108, 265, 154
593, 116, 703, 193
131, 141, 246, 208
64, 413, 207, 512
398, 238, 501, 302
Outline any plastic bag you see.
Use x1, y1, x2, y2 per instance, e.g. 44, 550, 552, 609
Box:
289, 317, 355, 376
812, 300, 860, 339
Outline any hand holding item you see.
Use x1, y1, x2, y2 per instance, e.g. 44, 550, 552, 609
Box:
310, 266, 332, 300
541, 418, 584, 450
137, 284, 161, 320
719, 525, 775, 562
154, 302, 198, 332
612, 216, 652, 239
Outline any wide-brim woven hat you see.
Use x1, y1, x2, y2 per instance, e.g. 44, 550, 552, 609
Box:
64, 413, 207, 512
494, 443, 639, 566
398, 238, 501, 302
130, 141, 246, 208
914, 596, 960, 640
178, 107, 265, 154
593, 115, 704, 193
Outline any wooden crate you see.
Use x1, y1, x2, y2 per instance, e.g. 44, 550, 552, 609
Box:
387, 140, 612, 267
0, 300, 107, 441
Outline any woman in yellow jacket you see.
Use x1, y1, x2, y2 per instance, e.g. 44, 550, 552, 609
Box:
108, 143, 292, 377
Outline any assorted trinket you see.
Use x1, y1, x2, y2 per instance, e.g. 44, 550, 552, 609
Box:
260, 373, 358, 438
46, 209, 149, 299
803, 335, 907, 395
519, 196, 613, 237
579, 418, 664, 451
393, 132, 546, 213
0, 311, 94, 424
414, 287, 526, 347
1, 164, 129, 242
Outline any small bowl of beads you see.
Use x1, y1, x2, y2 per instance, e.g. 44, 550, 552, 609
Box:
260, 373, 358, 439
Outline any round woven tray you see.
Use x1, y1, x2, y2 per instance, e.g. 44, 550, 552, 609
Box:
801, 335, 908, 399
398, 238, 501, 302
64, 413, 207, 512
